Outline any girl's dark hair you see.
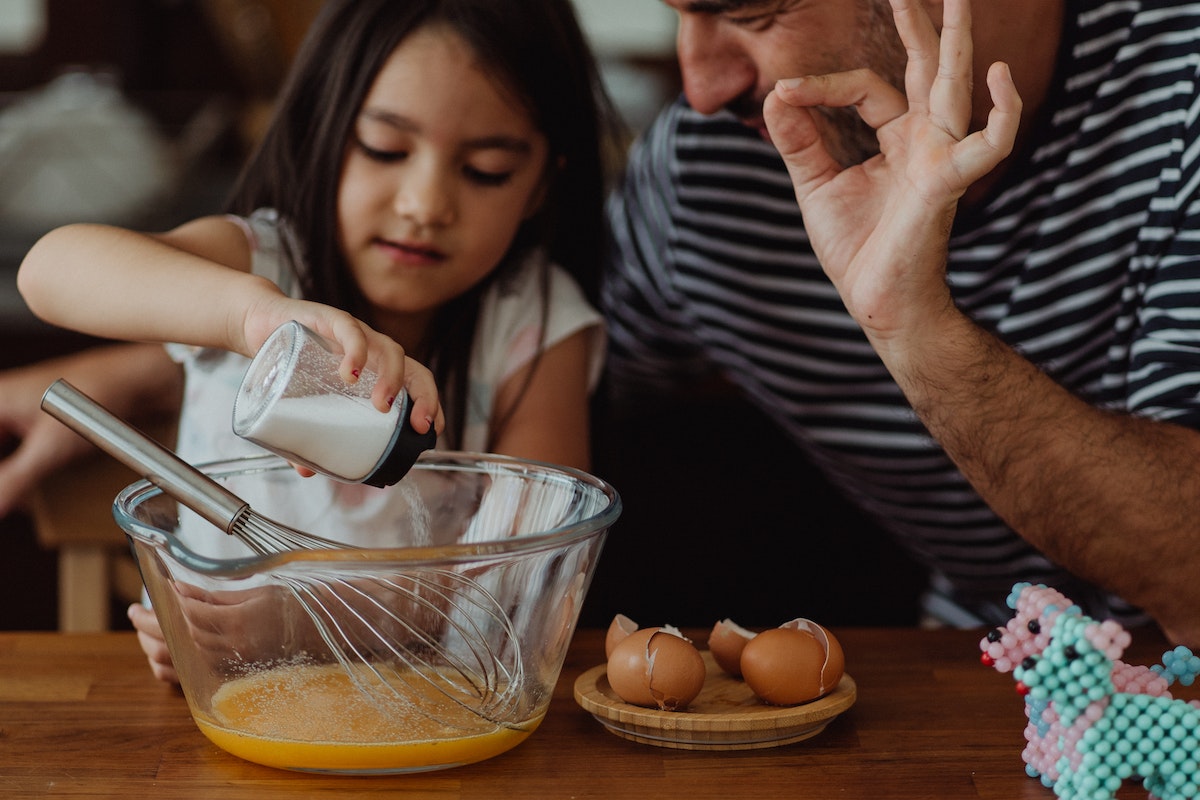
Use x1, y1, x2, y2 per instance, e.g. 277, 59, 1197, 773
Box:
225, 0, 622, 448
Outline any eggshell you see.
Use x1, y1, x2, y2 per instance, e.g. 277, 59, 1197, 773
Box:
606, 626, 706, 711
605, 613, 639, 659
781, 617, 845, 690
707, 618, 756, 677
740, 620, 845, 706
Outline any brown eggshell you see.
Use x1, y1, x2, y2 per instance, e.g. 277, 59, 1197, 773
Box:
606, 626, 706, 711
781, 617, 845, 692
605, 613, 639, 659
707, 618, 756, 677
740, 619, 845, 706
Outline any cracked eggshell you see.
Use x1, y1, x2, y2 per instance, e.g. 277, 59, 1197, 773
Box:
606, 626, 706, 711
605, 613, 639, 659
707, 618, 756, 677
740, 619, 845, 706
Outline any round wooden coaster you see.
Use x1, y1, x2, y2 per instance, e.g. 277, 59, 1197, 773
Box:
573, 651, 856, 750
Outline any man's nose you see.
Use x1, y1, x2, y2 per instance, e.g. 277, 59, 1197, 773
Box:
675, 16, 756, 116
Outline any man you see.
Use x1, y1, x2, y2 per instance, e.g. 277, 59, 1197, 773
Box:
602, 0, 1200, 644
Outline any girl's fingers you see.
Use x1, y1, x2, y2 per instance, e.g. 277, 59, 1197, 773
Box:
329, 318, 369, 385
363, 330, 406, 413
128, 603, 179, 683
402, 358, 443, 435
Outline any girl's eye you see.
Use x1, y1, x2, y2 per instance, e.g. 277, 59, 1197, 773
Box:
356, 138, 406, 163
463, 165, 513, 187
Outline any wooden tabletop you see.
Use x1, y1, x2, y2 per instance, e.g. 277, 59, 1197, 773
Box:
0, 626, 1185, 798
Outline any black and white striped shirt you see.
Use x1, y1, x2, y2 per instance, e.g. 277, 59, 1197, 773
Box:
602, 0, 1200, 626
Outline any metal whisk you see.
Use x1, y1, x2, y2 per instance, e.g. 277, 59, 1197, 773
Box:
40, 379, 525, 726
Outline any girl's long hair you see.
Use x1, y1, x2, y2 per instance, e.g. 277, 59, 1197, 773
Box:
225, 0, 622, 448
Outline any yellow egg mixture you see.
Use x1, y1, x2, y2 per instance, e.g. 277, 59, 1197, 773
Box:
192, 662, 540, 772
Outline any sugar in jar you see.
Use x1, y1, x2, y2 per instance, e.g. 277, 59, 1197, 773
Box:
233, 321, 435, 486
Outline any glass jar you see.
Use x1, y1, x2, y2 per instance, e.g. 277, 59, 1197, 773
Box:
232, 321, 435, 486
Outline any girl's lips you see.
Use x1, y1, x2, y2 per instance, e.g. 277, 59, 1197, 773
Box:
375, 238, 446, 266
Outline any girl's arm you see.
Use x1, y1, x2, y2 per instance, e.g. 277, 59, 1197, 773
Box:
18, 219, 442, 432
18, 219, 264, 354
488, 329, 593, 471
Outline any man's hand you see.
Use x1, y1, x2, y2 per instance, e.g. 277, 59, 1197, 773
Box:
763, 0, 1021, 340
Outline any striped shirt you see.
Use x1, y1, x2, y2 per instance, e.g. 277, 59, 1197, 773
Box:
601, 0, 1200, 626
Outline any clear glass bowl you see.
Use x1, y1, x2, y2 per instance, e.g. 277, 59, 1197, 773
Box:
113, 452, 620, 774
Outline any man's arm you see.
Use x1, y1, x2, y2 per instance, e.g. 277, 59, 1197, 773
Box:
888, 301, 1200, 645
764, 0, 1200, 644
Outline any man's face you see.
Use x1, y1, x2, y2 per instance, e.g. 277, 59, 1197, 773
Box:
662, 0, 906, 165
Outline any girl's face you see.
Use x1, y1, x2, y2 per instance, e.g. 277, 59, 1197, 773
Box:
336, 24, 550, 343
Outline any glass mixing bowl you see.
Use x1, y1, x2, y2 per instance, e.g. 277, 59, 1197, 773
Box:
113, 452, 620, 774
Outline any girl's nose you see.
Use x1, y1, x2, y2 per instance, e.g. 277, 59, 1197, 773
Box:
394, 163, 455, 228
676, 16, 757, 117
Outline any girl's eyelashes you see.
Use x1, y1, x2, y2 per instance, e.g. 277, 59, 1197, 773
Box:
463, 166, 513, 187
356, 137, 406, 163
354, 136, 514, 187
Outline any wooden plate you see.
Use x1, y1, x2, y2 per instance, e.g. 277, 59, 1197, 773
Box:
573, 651, 856, 750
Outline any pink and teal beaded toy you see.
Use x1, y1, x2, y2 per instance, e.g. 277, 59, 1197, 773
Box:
980, 582, 1200, 799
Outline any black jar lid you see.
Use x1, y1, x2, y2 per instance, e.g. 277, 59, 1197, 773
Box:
362, 393, 437, 487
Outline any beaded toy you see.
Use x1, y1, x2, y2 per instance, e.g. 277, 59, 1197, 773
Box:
979, 583, 1200, 788
1014, 609, 1200, 799
984, 582, 1200, 800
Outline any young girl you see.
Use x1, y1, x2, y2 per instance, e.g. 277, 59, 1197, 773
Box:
18, 0, 619, 681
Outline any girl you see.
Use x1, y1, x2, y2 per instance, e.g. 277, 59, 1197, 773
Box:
18, 0, 620, 681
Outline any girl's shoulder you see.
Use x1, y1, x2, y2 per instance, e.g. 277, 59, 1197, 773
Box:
224, 208, 302, 295
475, 249, 605, 390
486, 249, 599, 320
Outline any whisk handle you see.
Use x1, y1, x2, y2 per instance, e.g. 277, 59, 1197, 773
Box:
40, 379, 247, 533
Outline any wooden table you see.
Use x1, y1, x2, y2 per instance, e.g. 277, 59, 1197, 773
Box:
0, 626, 1186, 798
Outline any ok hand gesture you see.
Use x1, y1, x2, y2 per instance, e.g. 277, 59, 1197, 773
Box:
763, 0, 1022, 343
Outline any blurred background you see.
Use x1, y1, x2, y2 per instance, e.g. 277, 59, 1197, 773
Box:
0, 0, 922, 634
0, 0, 678, 357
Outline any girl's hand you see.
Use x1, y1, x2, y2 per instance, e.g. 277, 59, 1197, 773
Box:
128, 602, 179, 684
238, 297, 445, 438
130, 583, 309, 684
762, 0, 1021, 342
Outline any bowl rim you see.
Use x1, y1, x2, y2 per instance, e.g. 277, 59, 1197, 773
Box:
113, 451, 621, 576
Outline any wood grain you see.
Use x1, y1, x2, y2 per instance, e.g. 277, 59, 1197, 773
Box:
0, 627, 1184, 798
